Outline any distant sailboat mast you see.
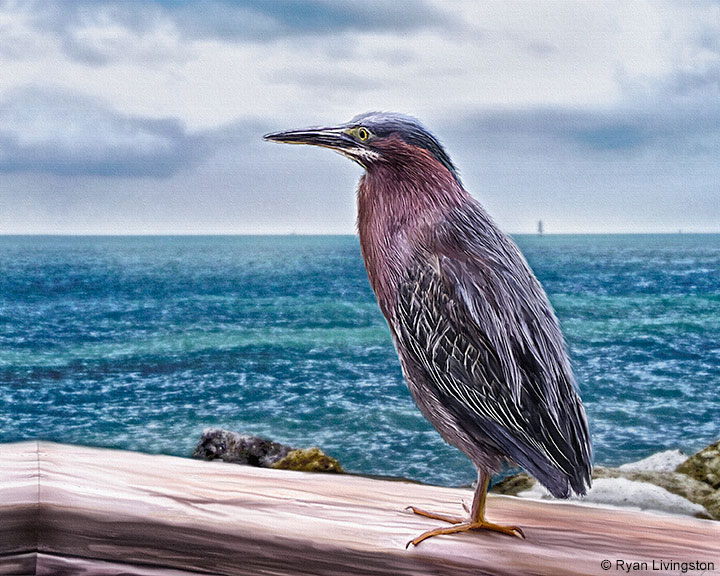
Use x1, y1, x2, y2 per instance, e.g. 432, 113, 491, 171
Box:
537, 220, 544, 236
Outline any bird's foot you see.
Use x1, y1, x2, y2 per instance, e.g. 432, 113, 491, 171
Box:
406, 517, 525, 548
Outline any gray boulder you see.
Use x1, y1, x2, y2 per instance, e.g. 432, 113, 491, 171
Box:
192, 429, 292, 467
192, 428, 343, 474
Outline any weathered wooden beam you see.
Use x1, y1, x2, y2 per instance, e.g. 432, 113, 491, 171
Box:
1, 441, 718, 575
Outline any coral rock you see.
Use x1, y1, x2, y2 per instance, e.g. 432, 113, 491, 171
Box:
272, 447, 344, 474
676, 439, 720, 490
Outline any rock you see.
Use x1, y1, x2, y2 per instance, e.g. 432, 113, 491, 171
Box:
676, 439, 720, 489
517, 477, 711, 519
491, 473, 537, 495
701, 491, 720, 521
618, 449, 687, 473
192, 428, 342, 474
593, 466, 717, 517
272, 447, 343, 474
192, 429, 292, 466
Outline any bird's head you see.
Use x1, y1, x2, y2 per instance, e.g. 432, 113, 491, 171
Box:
264, 112, 459, 182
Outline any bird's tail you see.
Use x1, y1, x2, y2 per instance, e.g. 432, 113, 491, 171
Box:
526, 456, 591, 499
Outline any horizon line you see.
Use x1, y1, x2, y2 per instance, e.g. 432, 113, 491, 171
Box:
2, 231, 719, 238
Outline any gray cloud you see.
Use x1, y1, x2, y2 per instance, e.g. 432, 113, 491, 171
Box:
23, 0, 451, 65
522, 40, 558, 58
263, 67, 382, 94
22, 1, 184, 66
0, 88, 218, 177
451, 103, 720, 158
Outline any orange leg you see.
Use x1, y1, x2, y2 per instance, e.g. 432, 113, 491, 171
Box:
406, 471, 525, 547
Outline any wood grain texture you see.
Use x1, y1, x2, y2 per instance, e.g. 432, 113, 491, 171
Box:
0, 442, 38, 576
1, 441, 718, 575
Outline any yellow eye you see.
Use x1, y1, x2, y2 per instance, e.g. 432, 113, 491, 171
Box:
356, 127, 370, 141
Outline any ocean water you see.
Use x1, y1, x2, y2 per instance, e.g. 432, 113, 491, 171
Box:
1, 234, 718, 487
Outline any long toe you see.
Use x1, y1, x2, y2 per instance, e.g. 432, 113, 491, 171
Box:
405, 506, 464, 525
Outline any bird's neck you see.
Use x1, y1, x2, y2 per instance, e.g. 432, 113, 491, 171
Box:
357, 149, 467, 320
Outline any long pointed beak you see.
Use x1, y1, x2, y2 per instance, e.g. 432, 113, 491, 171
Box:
263, 126, 356, 152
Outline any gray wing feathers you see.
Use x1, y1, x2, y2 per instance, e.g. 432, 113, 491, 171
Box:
394, 208, 592, 497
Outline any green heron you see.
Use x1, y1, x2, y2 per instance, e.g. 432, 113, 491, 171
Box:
264, 112, 592, 547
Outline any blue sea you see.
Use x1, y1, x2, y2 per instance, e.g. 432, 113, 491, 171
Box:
1, 235, 718, 487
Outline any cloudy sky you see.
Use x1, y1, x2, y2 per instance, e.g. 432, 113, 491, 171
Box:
1, 0, 719, 234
